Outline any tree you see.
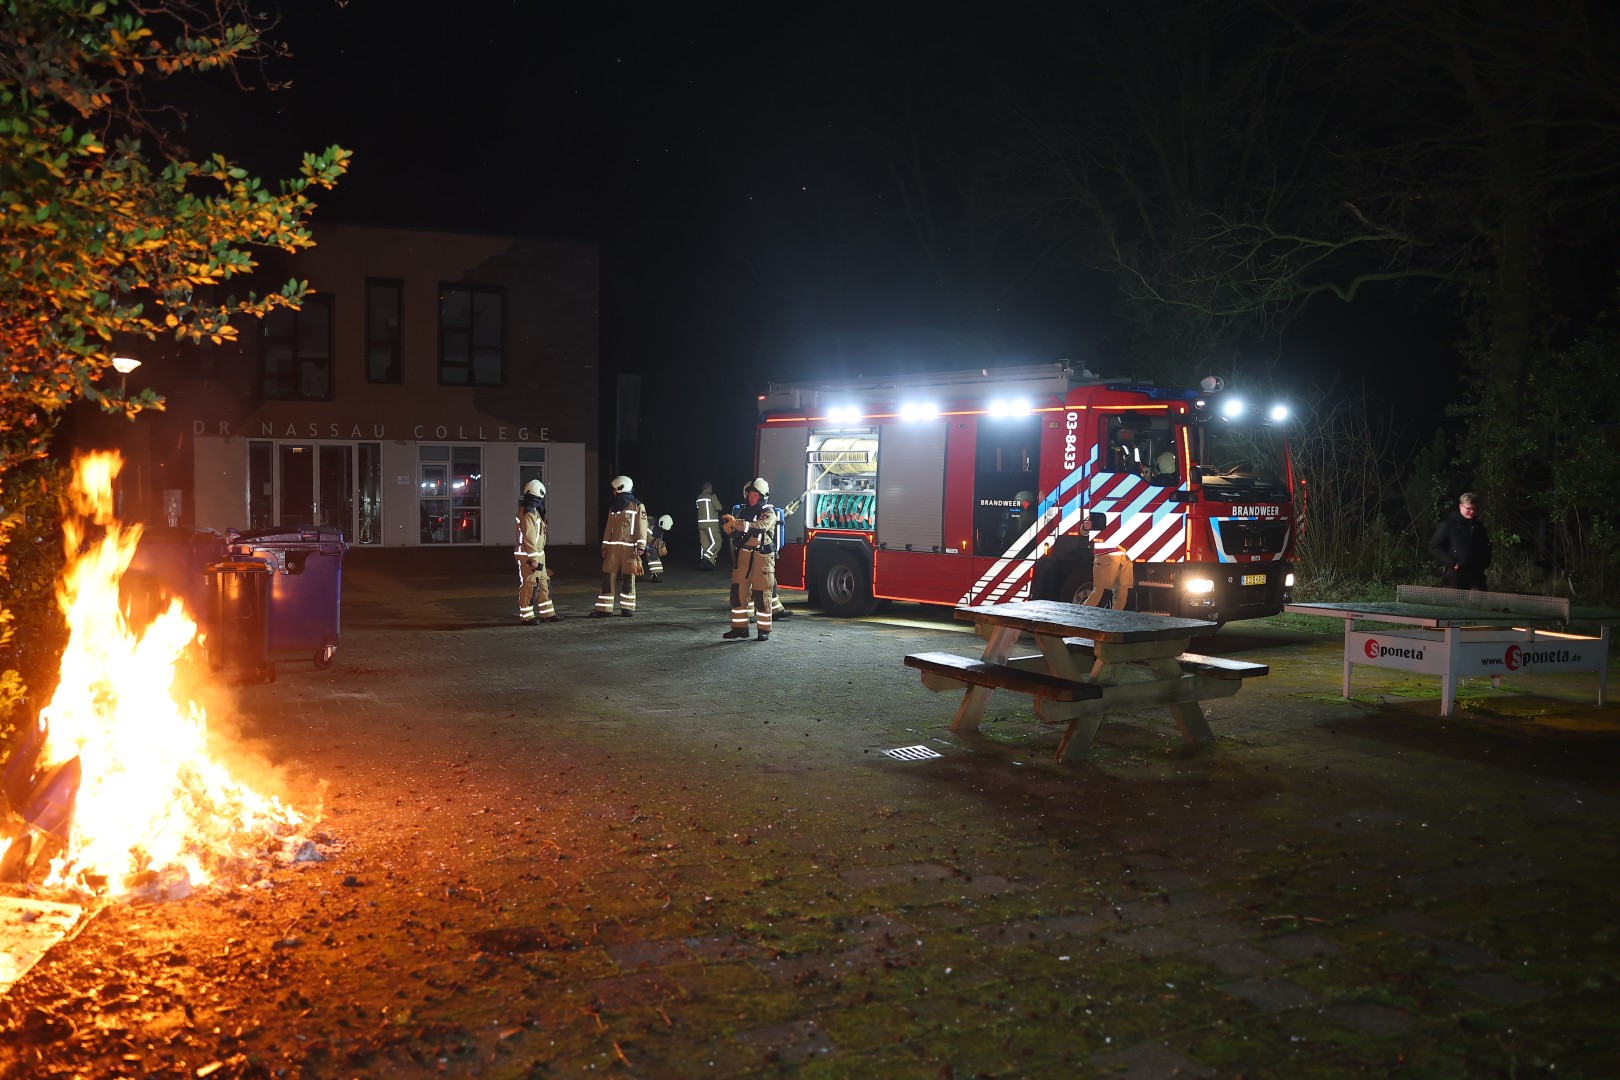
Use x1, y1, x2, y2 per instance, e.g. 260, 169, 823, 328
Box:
998, 1, 1388, 381
1005, 0, 1620, 549
0, 0, 348, 728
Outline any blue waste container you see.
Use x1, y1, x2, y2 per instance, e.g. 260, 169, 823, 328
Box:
125, 526, 226, 632
225, 527, 347, 669
206, 558, 274, 684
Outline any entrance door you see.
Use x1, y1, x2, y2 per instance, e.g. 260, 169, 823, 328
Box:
274, 442, 355, 538
317, 444, 355, 537
277, 444, 315, 527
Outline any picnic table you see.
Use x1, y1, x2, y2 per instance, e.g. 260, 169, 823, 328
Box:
1285, 585, 1617, 716
903, 600, 1267, 763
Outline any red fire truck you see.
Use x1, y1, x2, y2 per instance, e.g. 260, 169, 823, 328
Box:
755, 362, 1299, 622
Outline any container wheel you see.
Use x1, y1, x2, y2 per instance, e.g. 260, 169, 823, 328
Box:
315, 645, 336, 669
818, 549, 878, 618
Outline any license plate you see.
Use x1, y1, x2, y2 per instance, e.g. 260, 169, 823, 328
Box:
1241, 573, 1267, 586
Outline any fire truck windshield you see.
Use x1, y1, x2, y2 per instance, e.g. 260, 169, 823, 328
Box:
1194, 422, 1290, 501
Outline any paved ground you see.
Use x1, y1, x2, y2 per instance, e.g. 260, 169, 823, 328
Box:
8, 547, 1620, 1077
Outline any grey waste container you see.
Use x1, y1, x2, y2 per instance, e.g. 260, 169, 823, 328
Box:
225, 527, 347, 669
124, 526, 226, 632
206, 558, 274, 684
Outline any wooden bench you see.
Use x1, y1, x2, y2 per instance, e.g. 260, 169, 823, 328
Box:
1176, 653, 1270, 680
908, 601, 1253, 764
904, 651, 1104, 702
1039, 641, 1269, 682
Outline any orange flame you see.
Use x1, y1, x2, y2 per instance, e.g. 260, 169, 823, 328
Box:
37, 451, 302, 893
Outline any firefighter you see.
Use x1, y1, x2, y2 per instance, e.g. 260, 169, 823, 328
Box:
1110, 425, 1140, 473
695, 481, 723, 570
1085, 547, 1134, 610
722, 477, 776, 640
592, 475, 648, 617
514, 479, 558, 623
727, 481, 792, 621
1152, 451, 1179, 485
644, 514, 672, 582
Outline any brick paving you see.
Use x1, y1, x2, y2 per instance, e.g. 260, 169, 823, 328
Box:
231, 547, 1620, 1077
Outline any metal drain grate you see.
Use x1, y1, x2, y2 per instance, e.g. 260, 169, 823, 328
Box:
883, 744, 942, 761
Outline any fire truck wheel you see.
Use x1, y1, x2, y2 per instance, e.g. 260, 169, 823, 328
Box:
817, 549, 878, 617
1059, 568, 1094, 606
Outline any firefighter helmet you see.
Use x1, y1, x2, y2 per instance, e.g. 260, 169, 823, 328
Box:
657, 514, 673, 531
523, 479, 546, 498
610, 475, 634, 494
746, 477, 770, 498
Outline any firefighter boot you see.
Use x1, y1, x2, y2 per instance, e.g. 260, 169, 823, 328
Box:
722, 628, 749, 639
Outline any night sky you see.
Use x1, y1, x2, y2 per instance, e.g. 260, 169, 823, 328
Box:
182, 1, 1474, 522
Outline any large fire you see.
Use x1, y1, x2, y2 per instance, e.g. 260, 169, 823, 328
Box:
12, 451, 302, 896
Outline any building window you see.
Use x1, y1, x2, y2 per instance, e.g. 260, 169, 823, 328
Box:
366, 279, 403, 383
518, 445, 546, 499
439, 285, 503, 386
419, 444, 482, 544
262, 294, 333, 400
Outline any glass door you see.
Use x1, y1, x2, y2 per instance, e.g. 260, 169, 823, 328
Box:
268, 442, 356, 538
317, 444, 354, 539
277, 443, 315, 527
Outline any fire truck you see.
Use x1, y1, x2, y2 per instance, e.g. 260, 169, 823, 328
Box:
754, 362, 1299, 623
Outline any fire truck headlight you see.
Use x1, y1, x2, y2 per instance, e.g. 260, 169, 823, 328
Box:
1221, 398, 1245, 418
1285, 572, 1296, 587
1184, 577, 1215, 595
1269, 403, 1290, 422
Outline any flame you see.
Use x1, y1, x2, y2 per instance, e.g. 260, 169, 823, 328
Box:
36, 451, 302, 894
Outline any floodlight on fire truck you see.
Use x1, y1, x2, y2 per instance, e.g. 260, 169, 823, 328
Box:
1221, 398, 1246, 418
826, 405, 863, 424
1268, 403, 1290, 422
988, 397, 1032, 417
900, 402, 940, 421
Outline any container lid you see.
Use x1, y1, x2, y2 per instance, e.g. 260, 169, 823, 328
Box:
226, 526, 348, 554
210, 557, 274, 573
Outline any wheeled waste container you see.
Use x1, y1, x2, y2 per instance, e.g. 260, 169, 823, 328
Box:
225, 527, 348, 669
124, 526, 226, 632
206, 558, 274, 684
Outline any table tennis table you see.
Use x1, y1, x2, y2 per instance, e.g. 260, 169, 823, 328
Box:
1285, 585, 1617, 716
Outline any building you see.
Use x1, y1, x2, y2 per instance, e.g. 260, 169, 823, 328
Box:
105, 223, 599, 547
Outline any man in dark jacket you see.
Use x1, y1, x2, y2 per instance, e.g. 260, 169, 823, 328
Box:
1429, 492, 1490, 590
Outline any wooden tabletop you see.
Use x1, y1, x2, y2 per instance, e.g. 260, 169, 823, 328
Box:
956, 600, 1219, 643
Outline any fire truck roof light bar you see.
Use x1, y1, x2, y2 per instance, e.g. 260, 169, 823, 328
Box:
757, 361, 1098, 413
764, 403, 1073, 424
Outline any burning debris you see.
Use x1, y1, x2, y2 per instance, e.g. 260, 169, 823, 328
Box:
0, 452, 306, 900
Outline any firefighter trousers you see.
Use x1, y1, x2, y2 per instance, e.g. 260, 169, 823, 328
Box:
517, 557, 554, 620
595, 573, 636, 614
